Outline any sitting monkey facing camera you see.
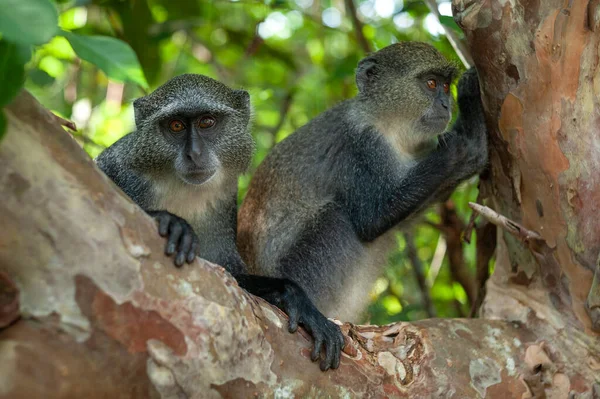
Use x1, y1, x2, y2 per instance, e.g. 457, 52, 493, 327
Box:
96, 74, 344, 371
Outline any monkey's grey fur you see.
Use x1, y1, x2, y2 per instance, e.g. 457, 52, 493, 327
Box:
96, 74, 344, 371
97, 74, 253, 271
238, 42, 489, 322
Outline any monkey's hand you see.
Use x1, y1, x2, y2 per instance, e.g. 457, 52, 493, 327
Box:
452, 66, 488, 174
146, 210, 200, 267
457, 67, 481, 107
280, 280, 345, 371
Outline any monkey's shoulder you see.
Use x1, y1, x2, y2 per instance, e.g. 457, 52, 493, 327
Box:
95, 132, 136, 166
270, 101, 372, 158
96, 132, 154, 207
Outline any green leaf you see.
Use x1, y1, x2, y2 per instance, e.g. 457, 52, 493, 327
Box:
60, 31, 149, 89
0, 40, 30, 107
27, 68, 54, 87
0, 109, 6, 142
0, 0, 58, 45
439, 15, 463, 34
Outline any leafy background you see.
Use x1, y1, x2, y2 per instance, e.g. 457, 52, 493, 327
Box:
0, 0, 491, 324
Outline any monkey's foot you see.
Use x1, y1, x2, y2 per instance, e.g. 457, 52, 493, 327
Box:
281, 282, 345, 371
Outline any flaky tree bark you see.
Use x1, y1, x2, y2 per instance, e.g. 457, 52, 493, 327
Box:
1, 1, 599, 397
451, 0, 600, 395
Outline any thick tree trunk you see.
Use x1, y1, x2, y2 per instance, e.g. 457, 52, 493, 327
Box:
1, 1, 599, 397
454, 0, 600, 342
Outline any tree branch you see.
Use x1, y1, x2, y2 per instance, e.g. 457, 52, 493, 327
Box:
344, 0, 372, 54
0, 90, 566, 398
269, 89, 294, 138
468, 202, 542, 243
404, 231, 436, 318
424, 0, 473, 68
469, 221, 497, 317
438, 202, 476, 306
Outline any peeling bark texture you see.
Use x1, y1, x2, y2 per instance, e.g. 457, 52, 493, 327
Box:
452, 0, 600, 329
1, 1, 600, 395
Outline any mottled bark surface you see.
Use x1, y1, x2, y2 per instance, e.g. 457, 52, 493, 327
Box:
1, 1, 600, 396
454, 0, 600, 340
452, 0, 600, 395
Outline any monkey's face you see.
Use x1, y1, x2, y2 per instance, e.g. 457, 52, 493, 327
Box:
355, 42, 457, 139
155, 107, 252, 186
413, 73, 453, 135
134, 75, 254, 185
162, 114, 221, 185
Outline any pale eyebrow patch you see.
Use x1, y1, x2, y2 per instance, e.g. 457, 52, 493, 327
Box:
418, 65, 458, 82
150, 100, 239, 123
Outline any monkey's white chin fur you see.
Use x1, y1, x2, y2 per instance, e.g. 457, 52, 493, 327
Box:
154, 171, 226, 224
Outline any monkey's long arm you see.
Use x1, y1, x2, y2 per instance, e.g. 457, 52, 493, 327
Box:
346, 68, 488, 242
343, 137, 456, 242
203, 233, 345, 371
420, 67, 489, 203
444, 68, 488, 180
96, 141, 200, 267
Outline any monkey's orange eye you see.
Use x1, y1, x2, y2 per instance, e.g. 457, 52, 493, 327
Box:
426, 79, 437, 90
169, 120, 185, 132
443, 82, 450, 93
198, 116, 216, 129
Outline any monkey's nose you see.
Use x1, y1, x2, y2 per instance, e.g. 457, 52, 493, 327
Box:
187, 152, 202, 166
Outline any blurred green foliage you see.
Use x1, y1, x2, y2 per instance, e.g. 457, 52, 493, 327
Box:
5, 0, 492, 324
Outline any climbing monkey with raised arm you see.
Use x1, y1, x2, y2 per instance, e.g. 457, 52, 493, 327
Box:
238, 43, 489, 322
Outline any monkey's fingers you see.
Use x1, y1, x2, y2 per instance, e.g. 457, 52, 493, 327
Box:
331, 344, 341, 370
329, 328, 343, 370
311, 334, 324, 363
321, 340, 336, 371
338, 329, 346, 351
186, 241, 199, 264
174, 253, 185, 267
166, 223, 183, 256
176, 231, 194, 266
156, 214, 170, 237
287, 307, 300, 333
322, 324, 343, 370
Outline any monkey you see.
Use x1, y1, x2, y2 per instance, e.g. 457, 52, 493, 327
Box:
237, 42, 489, 323
95, 74, 344, 371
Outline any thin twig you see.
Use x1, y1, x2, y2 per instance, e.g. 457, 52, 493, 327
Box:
468, 202, 542, 242
344, 0, 372, 54
422, 0, 474, 68
469, 221, 496, 317
404, 231, 436, 318
463, 210, 478, 244
269, 90, 295, 138
51, 113, 77, 132
440, 202, 476, 306
244, 24, 265, 57
427, 233, 447, 287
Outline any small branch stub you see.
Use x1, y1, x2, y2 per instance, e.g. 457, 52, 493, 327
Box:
468, 202, 542, 243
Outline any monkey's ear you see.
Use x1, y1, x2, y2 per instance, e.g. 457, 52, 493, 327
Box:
133, 96, 149, 128
356, 58, 378, 92
233, 90, 251, 110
